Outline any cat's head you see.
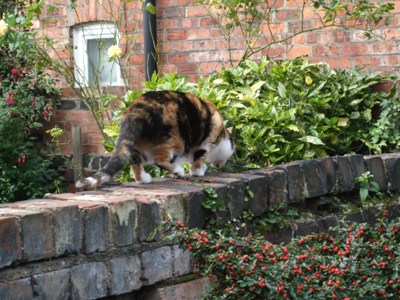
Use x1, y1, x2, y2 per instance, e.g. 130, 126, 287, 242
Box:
207, 128, 234, 168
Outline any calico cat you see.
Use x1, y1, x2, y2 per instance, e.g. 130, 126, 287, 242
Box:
76, 90, 234, 189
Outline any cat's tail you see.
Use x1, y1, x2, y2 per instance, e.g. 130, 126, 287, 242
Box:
75, 114, 143, 190
75, 151, 128, 190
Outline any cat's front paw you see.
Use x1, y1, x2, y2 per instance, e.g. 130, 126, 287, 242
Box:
138, 172, 152, 184
172, 165, 185, 177
190, 165, 207, 177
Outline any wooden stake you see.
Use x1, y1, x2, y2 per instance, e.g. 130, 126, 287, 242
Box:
72, 127, 83, 182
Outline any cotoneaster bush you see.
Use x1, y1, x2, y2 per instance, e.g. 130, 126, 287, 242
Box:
165, 212, 400, 300
0, 11, 62, 202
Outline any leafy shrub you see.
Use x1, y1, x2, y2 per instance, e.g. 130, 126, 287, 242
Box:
103, 57, 398, 176
0, 12, 62, 202
165, 213, 400, 299
199, 57, 398, 168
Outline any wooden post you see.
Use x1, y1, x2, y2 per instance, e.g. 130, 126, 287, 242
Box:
72, 127, 83, 183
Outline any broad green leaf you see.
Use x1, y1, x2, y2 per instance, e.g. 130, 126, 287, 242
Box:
287, 124, 300, 132
338, 118, 349, 127
359, 188, 368, 202
350, 98, 363, 106
278, 82, 286, 98
299, 136, 325, 145
250, 81, 265, 93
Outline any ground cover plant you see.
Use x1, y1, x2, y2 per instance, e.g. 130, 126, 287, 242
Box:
164, 212, 400, 299
0, 8, 62, 202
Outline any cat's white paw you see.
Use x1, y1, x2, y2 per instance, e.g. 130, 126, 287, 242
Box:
190, 165, 207, 177
75, 177, 98, 189
172, 165, 185, 177
139, 172, 152, 184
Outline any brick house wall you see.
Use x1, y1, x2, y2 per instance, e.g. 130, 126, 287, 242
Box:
40, 0, 400, 156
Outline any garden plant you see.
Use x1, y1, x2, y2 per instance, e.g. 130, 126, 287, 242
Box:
164, 211, 400, 299
0, 5, 63, 202
103, 57, 400, 176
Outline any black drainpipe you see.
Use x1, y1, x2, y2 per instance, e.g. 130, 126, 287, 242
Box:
143, 0, 157, 81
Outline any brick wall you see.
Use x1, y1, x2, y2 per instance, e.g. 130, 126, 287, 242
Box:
39, 0, 400, 156
1, 154, 400, 299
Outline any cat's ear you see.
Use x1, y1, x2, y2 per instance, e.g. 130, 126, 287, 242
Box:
226, 127, 233, 134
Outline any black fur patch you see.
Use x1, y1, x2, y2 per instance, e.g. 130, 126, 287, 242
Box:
103, 155, 128, 175
169, 154, 178, 164
193, 149, 207, 161
175, 92, 212, 152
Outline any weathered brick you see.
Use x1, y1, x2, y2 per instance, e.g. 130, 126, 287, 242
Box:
262, 227, 294, 244
21, 210, 54, 261
109, 199, 137, 247
300, 159, 328, 198
52, 205, 81, 255
264, 169, 288, 209
135, 178, 207, 228
317, 216, 339, 236
210, 172, 269, 217
362, 207, 380, 225
276, 161, 305, 203
320, 157, 337, 193
364, 155, 389, 191
197, 173, 247, 220
108, 185, 188, 225
172, 245, 192, 276
334, 156, 355, 193
136, 196, 161, 241
49, 192, 138, 248
110, 255, 142, 295
0, 216, 21, 269
71, 262, 108, 300
243, 174, 268, 217
381, 153, 400, 191
140, 277, 211, 300
0, 278, 33, 300
0, 208, 55, 262
45, 193, 111, 254
294, 221, 318, 237
387, 204, 400, 221
198, 181, 230, 222
82, 204, 109, 254
141, 246, 173, 286
349, 154, 367, 179
5, 199, 82, 256
343, 211, 364, 224
32, 269, 71, 300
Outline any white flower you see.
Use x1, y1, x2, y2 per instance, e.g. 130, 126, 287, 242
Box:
0, 20, 9, 39
107, 45, 122, 59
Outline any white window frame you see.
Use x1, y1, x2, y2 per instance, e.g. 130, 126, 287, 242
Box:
73, 23, 122, 87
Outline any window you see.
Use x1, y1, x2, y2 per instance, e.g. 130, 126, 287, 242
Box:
73, 23, 122, 87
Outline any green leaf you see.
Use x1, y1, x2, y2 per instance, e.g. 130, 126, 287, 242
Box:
278, 82, 286, 98
338, 118, 349, 127
145, 3, 156, 15
250, 81, 265, 93
359, 188, 368, 202
299, 136, 325, 145
287, 124, 300, 132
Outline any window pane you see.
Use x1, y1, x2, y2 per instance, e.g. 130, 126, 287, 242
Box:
87, 38, 118, 86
